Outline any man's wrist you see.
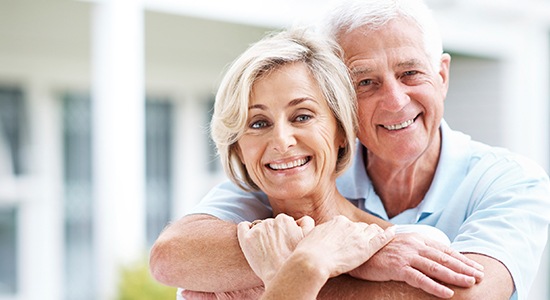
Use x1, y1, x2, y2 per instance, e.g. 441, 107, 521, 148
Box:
394, 224, 451, 245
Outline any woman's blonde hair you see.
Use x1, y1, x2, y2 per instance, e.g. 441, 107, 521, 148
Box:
211, 28, 357, 191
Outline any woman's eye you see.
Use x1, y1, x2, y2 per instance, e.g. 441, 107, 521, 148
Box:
250, 120, 269, 129
295, 115, 311, 122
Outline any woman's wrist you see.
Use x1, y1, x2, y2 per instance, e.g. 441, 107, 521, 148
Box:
262, 250, 329, 299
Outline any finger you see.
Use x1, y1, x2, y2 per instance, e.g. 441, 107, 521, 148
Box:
237, 221, 252, 242
296, 215, 315, 236
421, 242, 484, 283
275, 213, 293, 222
362, 223, 383, 237
411, 255, 476, 288
361, 225, 395, 258
401, 267, 454, 299
378, 225, 396, 245
250, 220, 262, 227
426, 239, 485, 272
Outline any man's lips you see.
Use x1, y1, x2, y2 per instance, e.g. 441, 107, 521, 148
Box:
381, 114, 420, 131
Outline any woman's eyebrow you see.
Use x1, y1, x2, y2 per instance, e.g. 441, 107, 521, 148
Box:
287, 97, 316, 108
248, 98, 318, 111
248, 104, 267, 110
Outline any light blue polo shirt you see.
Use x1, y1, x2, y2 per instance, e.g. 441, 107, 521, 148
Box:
189, 120, 550, 300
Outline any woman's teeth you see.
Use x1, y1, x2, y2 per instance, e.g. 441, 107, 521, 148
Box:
269, 157, 308, 170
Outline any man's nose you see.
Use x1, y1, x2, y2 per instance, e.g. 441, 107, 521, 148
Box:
380, 79, 410, 112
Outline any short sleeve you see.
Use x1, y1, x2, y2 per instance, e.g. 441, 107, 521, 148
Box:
450, 154, 550, 300
186, 180, 272, 223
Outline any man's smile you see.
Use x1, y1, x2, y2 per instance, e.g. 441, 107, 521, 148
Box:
381, 114, 420, 131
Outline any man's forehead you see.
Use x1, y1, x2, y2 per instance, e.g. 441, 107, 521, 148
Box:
348, 57, 428, 75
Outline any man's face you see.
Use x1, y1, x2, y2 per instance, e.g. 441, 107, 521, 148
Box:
339, 18, 450, 166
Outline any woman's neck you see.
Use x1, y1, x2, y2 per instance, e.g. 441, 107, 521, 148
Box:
269, 184, 367, 225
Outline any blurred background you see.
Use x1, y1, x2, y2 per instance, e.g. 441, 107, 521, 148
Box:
0, 0, 549, 299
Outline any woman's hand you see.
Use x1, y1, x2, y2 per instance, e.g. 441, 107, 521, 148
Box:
238, 214, 395, 287
293, 216, 395, 279
237, 213, 314, 285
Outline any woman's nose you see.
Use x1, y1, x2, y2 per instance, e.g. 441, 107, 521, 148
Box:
271, 122, 296, 153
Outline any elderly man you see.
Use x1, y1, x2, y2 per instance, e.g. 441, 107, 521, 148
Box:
150, 0, 550, 299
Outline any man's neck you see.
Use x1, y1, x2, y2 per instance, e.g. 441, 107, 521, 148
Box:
365, 138, 441, 219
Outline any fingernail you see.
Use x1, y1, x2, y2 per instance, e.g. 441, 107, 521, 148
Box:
475, 270, 484, 279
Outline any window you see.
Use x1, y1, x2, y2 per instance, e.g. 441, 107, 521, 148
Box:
145, 99, 173, 246
0, 87, 25, 175
62, 92, 95, 300
61, 93, 175, 296
0, 207, 17, 294
0, 86, 26, 296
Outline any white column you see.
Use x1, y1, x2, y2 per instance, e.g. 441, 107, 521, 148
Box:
91, 0, 145, 299
19, 79, 64, 300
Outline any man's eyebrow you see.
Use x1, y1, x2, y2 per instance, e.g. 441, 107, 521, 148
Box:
350, 67, 374, 77
397, 59, 424, 69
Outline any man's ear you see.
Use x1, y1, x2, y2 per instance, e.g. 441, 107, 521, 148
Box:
439, 53, 451, 99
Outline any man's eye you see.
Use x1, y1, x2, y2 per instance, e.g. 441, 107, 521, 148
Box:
404, 70, 418, 76
358, 79, 372, 86
250, 120, 269, 129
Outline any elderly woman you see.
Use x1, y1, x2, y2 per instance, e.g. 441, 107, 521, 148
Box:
208, 28, 395, 298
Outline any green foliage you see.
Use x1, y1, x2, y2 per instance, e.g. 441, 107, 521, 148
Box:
117, 259, 177, 300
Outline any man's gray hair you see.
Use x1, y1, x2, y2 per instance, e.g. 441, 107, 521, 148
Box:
319, 0, 443, 70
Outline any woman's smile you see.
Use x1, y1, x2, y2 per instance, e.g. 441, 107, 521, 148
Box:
267, 156, 311, 171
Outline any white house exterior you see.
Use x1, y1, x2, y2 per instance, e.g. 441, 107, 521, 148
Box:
0, 0, 548, 299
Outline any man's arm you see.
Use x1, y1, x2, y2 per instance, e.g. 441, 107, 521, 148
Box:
318, 253, 513, 300
149, 214, 262, 291
160, 215, 487, 299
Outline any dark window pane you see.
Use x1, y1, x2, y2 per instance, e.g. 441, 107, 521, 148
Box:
62, 93, 95, 300
145, 100, 173, 246
0, 206, 17, 294
0, 86, 25, 175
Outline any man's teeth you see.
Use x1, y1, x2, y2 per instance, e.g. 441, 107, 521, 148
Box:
269, 158, 308, 170
383, 119, 414, 131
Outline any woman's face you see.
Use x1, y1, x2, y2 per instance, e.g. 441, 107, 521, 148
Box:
237, 62, 344, 201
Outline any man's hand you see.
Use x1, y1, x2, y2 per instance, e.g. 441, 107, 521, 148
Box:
349, 232, 485, 299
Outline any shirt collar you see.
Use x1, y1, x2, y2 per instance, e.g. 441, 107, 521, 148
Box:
337, 120, 472, 223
